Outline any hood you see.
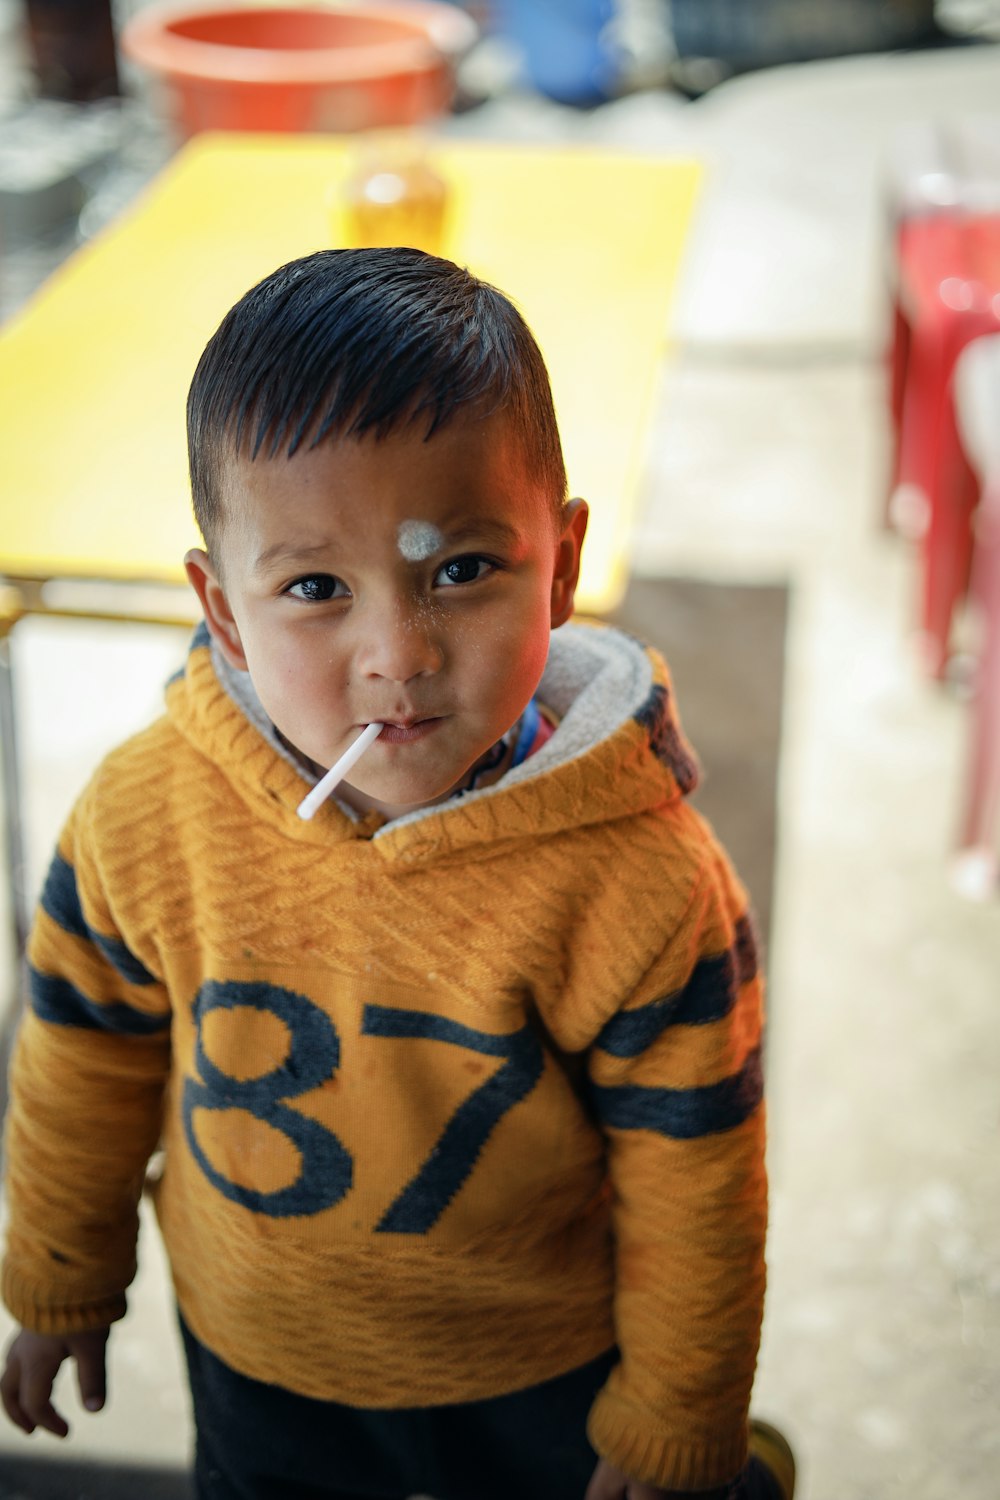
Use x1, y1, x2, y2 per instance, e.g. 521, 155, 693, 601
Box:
165, 619, 699, 865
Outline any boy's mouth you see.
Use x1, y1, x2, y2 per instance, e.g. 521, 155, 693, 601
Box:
376, 718, 442, 745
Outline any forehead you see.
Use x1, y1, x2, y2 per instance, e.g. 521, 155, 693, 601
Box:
217, 408, 556, 549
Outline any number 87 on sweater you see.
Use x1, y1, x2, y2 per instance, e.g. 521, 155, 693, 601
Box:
181, 979, 546, 1234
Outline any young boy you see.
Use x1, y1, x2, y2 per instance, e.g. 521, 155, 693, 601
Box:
1, 248, 793, 1500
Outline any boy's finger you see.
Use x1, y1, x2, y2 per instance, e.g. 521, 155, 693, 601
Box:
0, 1360, 36, 1434
1, 1393, 35, 1433
29, 1398, 69, 1438
20, 1363, 69, 1437
74, 1340, 107, 1413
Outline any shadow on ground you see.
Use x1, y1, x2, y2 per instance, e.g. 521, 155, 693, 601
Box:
0, 1456, 192, 1500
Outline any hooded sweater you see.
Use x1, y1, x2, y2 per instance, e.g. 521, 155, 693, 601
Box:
1, 620, 767, 1492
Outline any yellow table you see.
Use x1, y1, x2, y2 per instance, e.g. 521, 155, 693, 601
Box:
0, 133, 701, 961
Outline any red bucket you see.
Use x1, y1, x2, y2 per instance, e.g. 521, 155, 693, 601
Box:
121, 1, 477, 137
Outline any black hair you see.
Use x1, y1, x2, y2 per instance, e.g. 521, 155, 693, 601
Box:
187, 247, 568, 553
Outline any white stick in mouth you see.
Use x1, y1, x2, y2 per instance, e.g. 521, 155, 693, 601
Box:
297, 722, 384, 821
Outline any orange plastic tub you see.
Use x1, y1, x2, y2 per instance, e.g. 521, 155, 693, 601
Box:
121, 1, 478, 137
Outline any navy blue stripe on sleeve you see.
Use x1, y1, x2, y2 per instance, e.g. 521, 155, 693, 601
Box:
40, 851, 88, 939
90, 933, 158, 986
595, 915, 758, 1059
633, 682, 699, 793
734, 913, 758, 986
30, 968, 170, 1035
40, 852, 158, 986
591, 1046, 763, 1140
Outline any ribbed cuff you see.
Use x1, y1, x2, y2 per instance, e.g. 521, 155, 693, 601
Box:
2, 1264, 127, 1336
587, 1385, 749, 1492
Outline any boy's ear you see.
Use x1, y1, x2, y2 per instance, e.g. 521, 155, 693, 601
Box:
184, 548, 249, 671
550, 498, 588, 628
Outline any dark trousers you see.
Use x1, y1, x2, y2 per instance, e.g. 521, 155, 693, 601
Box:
180, 1319, 780, 1500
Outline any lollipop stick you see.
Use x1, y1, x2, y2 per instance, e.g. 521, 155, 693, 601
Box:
297, 722, 384, 820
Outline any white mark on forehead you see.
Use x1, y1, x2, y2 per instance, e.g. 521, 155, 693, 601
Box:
397, 519, 444, 562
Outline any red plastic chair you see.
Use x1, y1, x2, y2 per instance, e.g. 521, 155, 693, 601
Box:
951, 333, 1000, 898
885, 121, 1000, 676
890, 210, 1000, 677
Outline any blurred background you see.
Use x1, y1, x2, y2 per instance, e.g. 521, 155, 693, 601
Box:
1, 2, 999, 1497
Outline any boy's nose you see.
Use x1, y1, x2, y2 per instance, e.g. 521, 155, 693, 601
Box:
356, 598, 444, 684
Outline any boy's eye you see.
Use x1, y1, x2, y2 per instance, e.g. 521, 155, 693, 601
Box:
435, 556, 493, 587
286, 574, 348, 602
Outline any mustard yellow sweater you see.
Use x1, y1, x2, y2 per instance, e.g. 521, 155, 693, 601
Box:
2, 621, 767, 1492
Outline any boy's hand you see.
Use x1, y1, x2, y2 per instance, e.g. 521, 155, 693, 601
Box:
585, 1457, 731, 1500
0, 1326, 109, 1437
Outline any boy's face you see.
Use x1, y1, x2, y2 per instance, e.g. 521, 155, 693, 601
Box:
185, 410, 587, 820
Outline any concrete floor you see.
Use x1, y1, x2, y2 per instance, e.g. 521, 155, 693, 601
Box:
2, 26, 1000, 1500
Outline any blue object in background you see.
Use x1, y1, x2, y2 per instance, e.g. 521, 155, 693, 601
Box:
493, 0, 619, 106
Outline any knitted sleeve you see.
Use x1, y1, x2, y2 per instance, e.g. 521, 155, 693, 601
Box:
1, 797, 172, 1336
584, 845, 768, 1493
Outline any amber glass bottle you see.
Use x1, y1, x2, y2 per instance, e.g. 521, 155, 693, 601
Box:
340, 132, 449, 256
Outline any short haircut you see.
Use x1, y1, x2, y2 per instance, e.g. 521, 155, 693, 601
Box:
187, 247, 568, 553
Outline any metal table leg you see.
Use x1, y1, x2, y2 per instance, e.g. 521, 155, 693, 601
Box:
0, 615, 29, 968
0, 608, 28, 1117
